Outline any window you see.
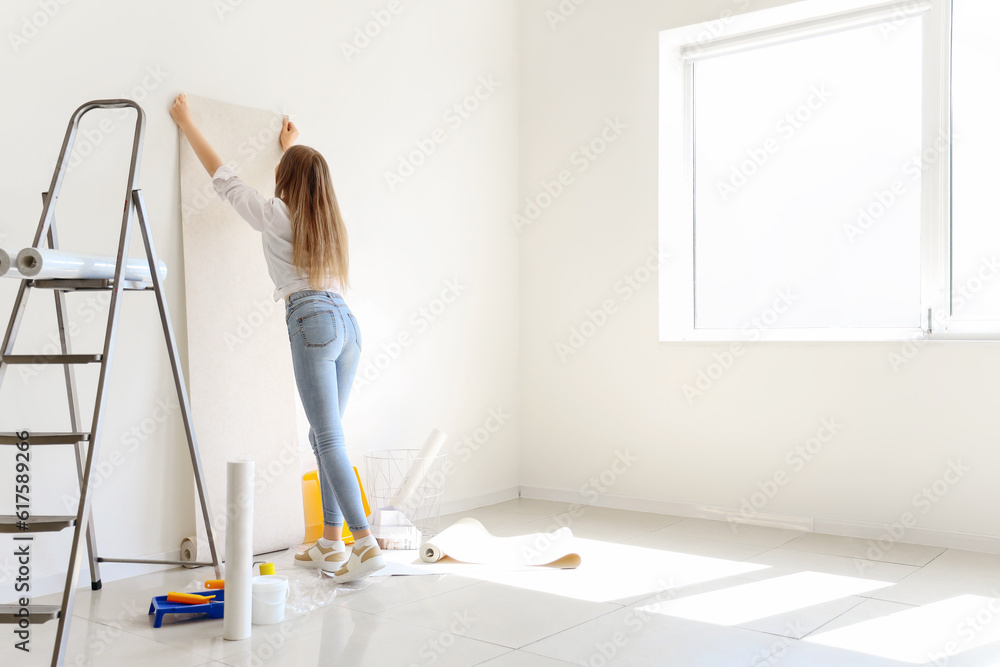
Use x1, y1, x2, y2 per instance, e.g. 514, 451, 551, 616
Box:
950, 0, 1000, 328
660, 0, 998, 341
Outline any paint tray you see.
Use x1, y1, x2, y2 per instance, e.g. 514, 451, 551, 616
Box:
148, 589, 225, 628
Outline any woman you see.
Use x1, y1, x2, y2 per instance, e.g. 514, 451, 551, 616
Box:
169, 93, 384, 582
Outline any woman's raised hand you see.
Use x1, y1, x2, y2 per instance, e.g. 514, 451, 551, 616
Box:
169, 94, 193, 127
280, 118, 299, 152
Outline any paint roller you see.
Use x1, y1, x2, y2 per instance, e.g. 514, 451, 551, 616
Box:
15, 248, 168, 282
166, 592, 217, 605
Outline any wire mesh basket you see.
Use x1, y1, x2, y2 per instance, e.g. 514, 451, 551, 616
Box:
364, 448, 448, 542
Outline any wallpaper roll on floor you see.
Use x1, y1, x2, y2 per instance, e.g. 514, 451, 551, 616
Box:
179, 94, 303, 562
15, 248, 167, 281
223, 460, 254, 641
179, 535, 211, 568
390, 429, 448, 513
419, 518, 582, 568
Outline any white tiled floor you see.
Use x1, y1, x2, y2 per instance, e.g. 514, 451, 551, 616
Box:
5, 498, 1000, 666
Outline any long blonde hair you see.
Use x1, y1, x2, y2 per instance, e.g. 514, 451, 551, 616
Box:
275, 145, 350, 291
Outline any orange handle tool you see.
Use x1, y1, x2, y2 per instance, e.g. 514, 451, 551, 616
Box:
166, 592, 216, 604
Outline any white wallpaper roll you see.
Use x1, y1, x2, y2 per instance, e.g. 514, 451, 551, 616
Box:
0, 248, 20, 278
179, 536, 210, 568
223, 460, 254, 641
390, 429, 448, 512
15, 247, 167, 282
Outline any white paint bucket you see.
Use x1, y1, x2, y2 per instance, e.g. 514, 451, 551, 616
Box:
251, 575, 290, 625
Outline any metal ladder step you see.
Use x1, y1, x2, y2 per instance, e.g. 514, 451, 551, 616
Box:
28, 278, 153, 291
0, 604, 60, 624
0, 515, 76, 534
0, 432, 89, 445
2, 354, 102, 364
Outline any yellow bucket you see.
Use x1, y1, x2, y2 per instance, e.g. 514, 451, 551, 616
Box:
301, 467, 371, 545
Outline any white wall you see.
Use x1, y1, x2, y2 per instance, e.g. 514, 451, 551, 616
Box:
0, 0, 519, 596
518, 0, 1000, 549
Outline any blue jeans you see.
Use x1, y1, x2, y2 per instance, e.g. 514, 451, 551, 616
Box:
285, 290, 369, 533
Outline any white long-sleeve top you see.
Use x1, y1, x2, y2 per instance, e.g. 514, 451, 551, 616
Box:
212, 164, 341, 301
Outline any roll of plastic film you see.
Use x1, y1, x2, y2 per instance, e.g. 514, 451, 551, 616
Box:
15, 248, 167, 282
0, 248, 22, 278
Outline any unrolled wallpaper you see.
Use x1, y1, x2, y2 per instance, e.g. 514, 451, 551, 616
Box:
419, 518, 582, 568
178, 94, 303, 560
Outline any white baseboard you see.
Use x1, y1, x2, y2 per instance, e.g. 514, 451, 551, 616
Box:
813, 518, 1000, 555
518, 485, 1000, 555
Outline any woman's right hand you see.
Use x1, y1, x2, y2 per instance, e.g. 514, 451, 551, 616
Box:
280, 118, 299, 152
169, 94, 193, 128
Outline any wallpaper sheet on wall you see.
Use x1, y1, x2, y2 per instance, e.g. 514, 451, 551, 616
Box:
178, 94, 304, 560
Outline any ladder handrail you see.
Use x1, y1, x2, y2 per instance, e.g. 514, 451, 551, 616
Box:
35, 99, 146, 248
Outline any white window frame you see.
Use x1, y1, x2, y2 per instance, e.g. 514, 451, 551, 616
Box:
657, 0, 994, 341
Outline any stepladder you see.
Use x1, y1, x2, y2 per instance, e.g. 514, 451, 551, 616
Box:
0, 99, 221, 666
